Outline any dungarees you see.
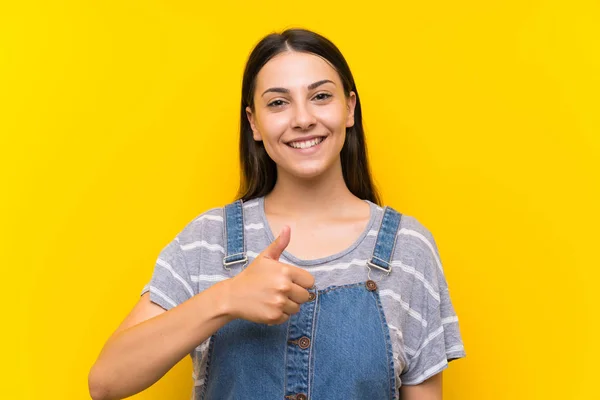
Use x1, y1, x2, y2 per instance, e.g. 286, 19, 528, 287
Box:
200, 199, 403, 400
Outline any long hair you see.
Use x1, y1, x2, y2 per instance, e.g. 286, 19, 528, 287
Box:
236, 28, 382, 206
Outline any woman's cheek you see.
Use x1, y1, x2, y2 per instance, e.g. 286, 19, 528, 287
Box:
262, 114, 289, 139
273, 113, 291, 131
317, 105, 345, 130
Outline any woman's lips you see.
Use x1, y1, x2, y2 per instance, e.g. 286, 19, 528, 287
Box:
286, 136, 327, 153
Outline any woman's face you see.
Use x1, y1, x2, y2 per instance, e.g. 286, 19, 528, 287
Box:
246, 51, 356, 180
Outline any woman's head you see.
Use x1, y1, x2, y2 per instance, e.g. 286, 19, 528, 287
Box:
237, 28, 381, 205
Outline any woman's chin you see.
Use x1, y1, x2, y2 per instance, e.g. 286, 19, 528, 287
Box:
274, 154, 341, 181
286, 162, 333, 180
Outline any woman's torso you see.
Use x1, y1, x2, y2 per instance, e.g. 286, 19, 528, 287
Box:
142, 195, 461, 399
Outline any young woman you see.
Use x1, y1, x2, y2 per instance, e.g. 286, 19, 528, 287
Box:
89, 28, 466, 400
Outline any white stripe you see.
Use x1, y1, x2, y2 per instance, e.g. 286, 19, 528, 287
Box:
442, 316, 458, 324
194, 214, 223, 222
307, 259, 367, 272
379, 289, 427, 328
148, 285, 177, 308
245, 223, 264, 230
398, 228, 443, 273
156, 258, 194, 298
191, 274, 229, 283
367, 230, 378, 236
406, 359, 447, 384
404, 325, 448, 367
247, 250, 260, 259
244, 251, 296, 266
180, 240, 225, 253
390, 325, 418, 356
414, 325, 444, 358
405, 324, 462, 361
243, 202, 259, 209
195, 339, 210, 353
140, 284, 150, 295
446, 344, 465, 353
191, 372, 205, 387
387, 323, 404, 340
391, 260, 440, 302
393, 352, 405, 369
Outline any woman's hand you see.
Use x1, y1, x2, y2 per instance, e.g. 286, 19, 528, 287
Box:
223, 225, 315, 325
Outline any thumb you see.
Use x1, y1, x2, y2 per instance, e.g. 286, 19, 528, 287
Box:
263, 225, 291, 261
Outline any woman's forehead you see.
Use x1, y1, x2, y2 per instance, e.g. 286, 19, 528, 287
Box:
255, 51, 341, 90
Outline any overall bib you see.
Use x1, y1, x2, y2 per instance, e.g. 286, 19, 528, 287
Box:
199, 199, 403, 400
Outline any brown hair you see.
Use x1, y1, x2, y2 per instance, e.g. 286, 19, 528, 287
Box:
236, 28, 381, 206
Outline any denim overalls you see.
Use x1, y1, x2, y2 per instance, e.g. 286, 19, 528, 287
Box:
200, 199, 403, 400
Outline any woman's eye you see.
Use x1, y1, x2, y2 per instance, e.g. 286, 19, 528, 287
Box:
313, 93, 332, 101
267, 99, 286, 107
267, 94, 330, 107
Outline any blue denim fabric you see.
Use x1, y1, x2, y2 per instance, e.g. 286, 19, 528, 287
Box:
201, 201, 403, 400
223, 200, 248, 268
367, 205, 401, 273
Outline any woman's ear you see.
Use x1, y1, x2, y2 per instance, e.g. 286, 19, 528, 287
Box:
345, 91, 357, 128
246, 106, 262, 141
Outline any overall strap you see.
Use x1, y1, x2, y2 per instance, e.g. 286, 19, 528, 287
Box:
222, 199, 248, 270
367, 206, 402, 274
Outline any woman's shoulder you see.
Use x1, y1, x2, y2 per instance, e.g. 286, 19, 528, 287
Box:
397, 211, 438, 253
172, 197, 263, 245
379, 204, 437, 249
384, 206, 443, 277
174, 205, 226, 245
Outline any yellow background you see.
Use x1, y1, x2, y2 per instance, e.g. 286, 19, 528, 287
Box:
1, 1, 598, 399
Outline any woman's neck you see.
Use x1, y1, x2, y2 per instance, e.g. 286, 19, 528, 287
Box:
265, 160, 360, 219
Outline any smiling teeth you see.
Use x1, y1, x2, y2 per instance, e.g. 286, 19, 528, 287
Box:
289, 137, 324, 149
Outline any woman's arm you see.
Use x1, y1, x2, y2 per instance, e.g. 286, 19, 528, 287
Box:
88, 280, 234, 400
399, 371, 443, 400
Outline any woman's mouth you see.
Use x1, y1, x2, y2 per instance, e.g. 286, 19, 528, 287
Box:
286, 136, 326, 151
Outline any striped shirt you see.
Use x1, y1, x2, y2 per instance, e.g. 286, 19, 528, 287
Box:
141, 196, 466, 396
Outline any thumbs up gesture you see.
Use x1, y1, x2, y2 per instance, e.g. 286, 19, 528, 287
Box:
222, 225, 315, 325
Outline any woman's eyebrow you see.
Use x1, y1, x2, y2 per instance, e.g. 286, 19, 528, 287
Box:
261, 79, 335, 97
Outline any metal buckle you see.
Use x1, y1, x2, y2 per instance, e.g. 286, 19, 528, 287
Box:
223, 255, 248, 271
365, 260, 392, 281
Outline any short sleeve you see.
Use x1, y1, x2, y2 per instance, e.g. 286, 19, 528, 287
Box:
140, 237, 196, 311
400, 231, 466, 385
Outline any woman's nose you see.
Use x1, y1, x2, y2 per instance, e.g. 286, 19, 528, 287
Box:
291, 102, 317, 131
